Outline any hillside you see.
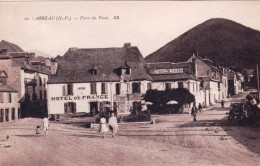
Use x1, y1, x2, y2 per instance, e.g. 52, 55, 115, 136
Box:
145, 18, 260, 69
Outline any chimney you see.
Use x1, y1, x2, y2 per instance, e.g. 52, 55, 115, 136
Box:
123, 43, 131, 49
45, 58, 51, 67
1, 49, 7, 55
69, 47, 78, 51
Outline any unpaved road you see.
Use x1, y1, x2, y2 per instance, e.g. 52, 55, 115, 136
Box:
1, 92, 259, 166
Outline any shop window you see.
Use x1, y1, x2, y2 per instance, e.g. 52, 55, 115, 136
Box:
132, 83, 140, 93
101, 83, 108, 94
116, 83, 120, 95
166, 83, 171, 90
12, 108, 15, 120
91, 83, 97, 94
64, 102, 76, 114
178, 82, 184, 88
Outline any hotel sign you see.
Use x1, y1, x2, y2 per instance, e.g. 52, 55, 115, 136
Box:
150, 68, 184, 75
51, 94, 109, 101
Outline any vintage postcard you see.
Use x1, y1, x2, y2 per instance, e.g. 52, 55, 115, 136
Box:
0, 1, 260, 166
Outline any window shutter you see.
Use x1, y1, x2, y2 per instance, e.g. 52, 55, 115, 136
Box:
138, 83, 141, 93
70, 84, 73, 95
0, 93, 3, 103
104, 83, 108, 94
64, 103, 68, 113
62, 85, 65, 96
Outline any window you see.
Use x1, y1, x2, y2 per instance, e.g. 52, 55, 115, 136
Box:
101, 83, 108, 94
44, 90, 47, 99
166, 83, 171, 90
62, 84, 73, 96
91, 83, 97, 94
0, 92, 3, 103
132, 83, 140, 93
9, 93, 11, 103
39, 77, 42, 86
5, 109, 9, 122
0, 109, 3, 123
68, 84, 73, 95
64, 102, 76, 114
178, 82, 184, 88
0, 78, 6, 86
147, 82, 152, 90
121, 68, 130, 75
116, 83, 120, 95
12, 108, 15, 120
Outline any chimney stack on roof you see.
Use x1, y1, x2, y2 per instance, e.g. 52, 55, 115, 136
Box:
69, 47, 78, 52
123, 43, 131, 49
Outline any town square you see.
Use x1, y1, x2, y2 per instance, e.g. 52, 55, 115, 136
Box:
1, 1, 260, 166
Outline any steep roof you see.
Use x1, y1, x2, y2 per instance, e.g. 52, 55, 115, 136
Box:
0, 40, 24, 52
48, 45, 152, 84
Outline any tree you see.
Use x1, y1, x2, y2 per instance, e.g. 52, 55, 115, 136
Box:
144, 88, 195, 114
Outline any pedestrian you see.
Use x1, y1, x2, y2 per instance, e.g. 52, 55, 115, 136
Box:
99, 115, 108, 139
42, 117, 49, 136
221, 100, 225, 108
108, 113, 118, 138
191, 104, 198, 121
198, 103, 202, 113
36, 125, 41, 137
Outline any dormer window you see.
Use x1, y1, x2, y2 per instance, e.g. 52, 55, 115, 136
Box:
120, 63, 131, 75
90, 67, 98, 75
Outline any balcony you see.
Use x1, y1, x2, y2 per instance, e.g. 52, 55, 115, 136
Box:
24, 78, 37, 86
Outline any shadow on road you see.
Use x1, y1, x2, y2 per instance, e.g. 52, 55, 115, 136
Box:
15, 135, 37, 137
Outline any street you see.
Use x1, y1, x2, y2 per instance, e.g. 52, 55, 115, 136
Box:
1, 92, 260, 166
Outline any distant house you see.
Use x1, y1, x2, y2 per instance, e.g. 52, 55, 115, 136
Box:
47, 43, 152, 117
0, 40, 51, 118
0, 70, 19, 123
146, 61, 203, 106
187, 55, 227, 105
227, 69, 243, 96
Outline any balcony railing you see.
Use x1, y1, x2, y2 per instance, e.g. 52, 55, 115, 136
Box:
24, 78, 37, 86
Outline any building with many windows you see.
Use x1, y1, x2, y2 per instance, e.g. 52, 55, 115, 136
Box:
0, 70, 19, 123
47, 43, 152, 117
0, 40, 50, 118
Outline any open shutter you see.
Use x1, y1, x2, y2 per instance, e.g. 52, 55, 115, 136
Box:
64, 103, 68, 113
70, 84, 73, 95
105, 83, 108, 94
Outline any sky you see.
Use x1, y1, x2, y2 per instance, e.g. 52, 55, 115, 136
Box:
0, 1, 260, 58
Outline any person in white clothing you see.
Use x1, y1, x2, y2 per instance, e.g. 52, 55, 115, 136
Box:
108, 113, 118, 138
42, 117, 49, 136
99, 115, 108, 139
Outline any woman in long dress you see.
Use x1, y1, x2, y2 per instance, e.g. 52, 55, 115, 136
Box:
99, 115, 108, 139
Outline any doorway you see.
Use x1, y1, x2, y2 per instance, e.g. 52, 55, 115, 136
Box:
90, 102, 98, 116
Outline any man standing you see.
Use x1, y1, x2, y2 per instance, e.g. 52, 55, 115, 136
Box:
198, 103, 202, 113
191, 104, 198, 121
42, 117, 49, 136
108, 113, 118, 138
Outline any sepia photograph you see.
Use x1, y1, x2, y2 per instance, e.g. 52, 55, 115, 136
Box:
0, 1, 260, 166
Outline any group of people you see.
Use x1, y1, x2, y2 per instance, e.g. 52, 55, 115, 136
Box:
99, 113, 118, 138
191, 103, 203, 121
